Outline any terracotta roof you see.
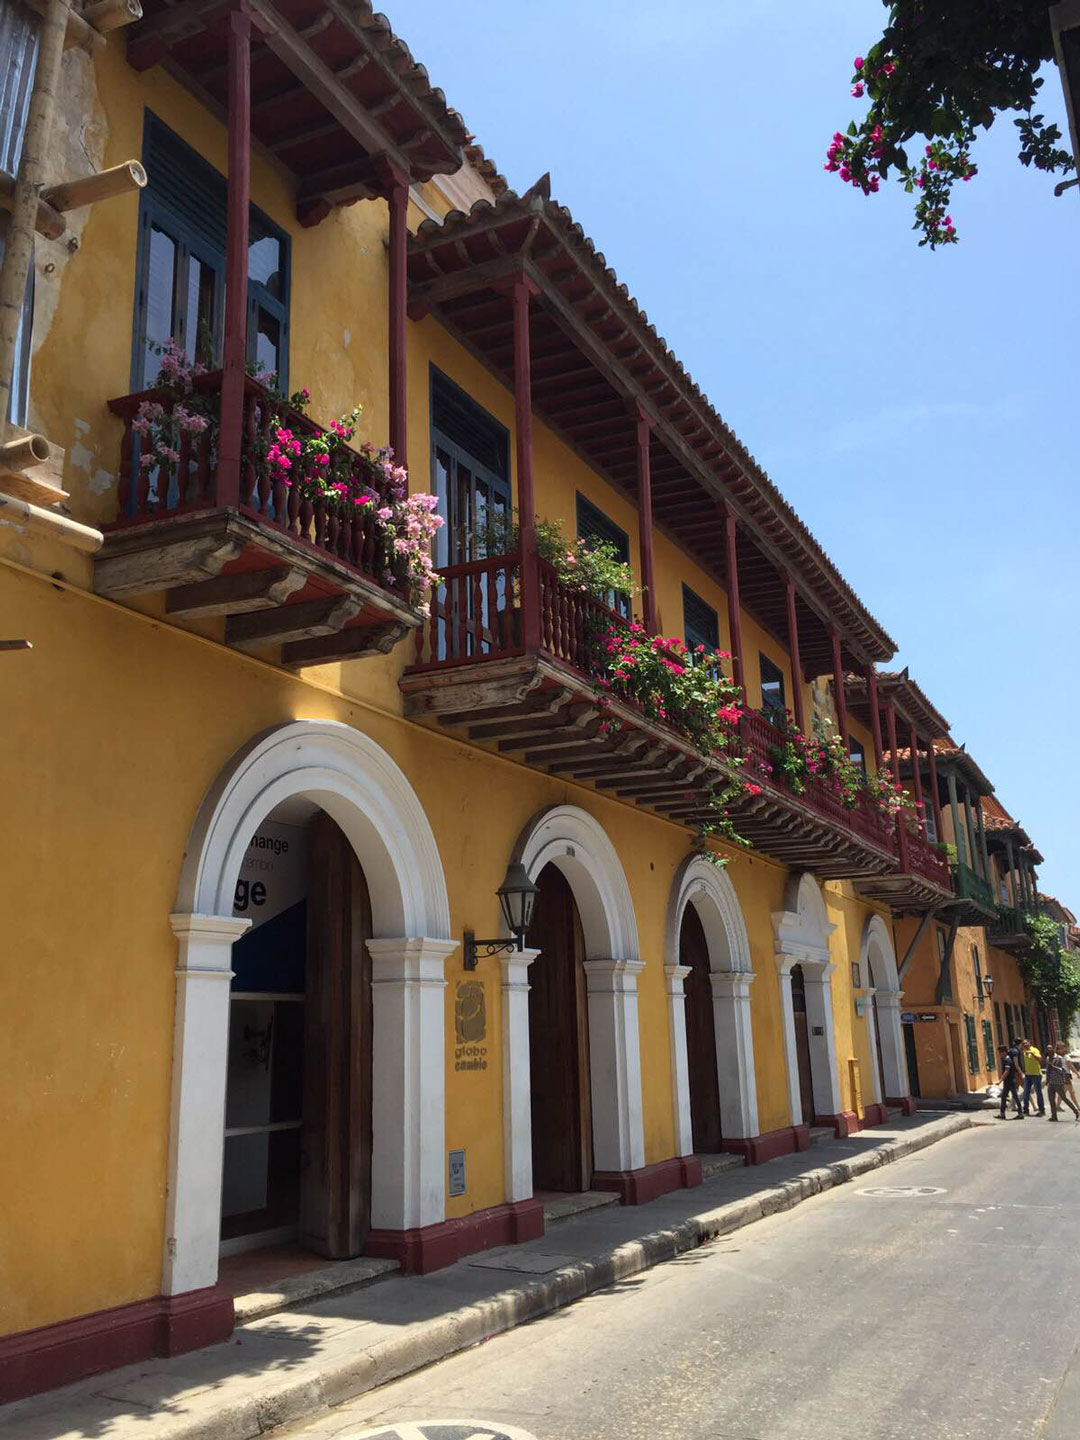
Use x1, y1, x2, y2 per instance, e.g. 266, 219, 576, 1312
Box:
887, 735, 994, 795
407, 177, 896, 666
980, 795, 1043, 860
464, 142, 509, 198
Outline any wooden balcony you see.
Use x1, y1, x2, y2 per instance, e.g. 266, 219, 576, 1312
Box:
857, 824, 955, 914
95, 373, 421, 668
945, 861, 999, 926
400, 555, 900, 879
989, 903, 1038, 952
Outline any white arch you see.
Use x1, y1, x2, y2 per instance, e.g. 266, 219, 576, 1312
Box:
513, 803, 639, 961
177, 720, 451, 939
861, 912, 909, 1104
503, 805, 645, 1193
772, 872, 841, 1127
665, 858, 759, 1156
165, 720, 455, 1298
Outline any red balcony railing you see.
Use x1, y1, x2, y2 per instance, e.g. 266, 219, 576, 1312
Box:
107, 372, 406, 592
739, 709, 895, 852
904, 825, 952, 890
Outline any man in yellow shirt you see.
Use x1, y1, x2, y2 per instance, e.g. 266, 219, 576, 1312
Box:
1021, 1038, 1045, 1116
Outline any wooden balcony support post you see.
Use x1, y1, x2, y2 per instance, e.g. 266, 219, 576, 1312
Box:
961, 788, 980, 880
218, 1, 252, 508
866, 664, 884, 770
784, 574, 805, 731
829, 626, 849, 751
721, 504, 745, 697
634, 402, 657, 634
885, 700, 908, 872
946, 771, 968, 868
926, 739, 945, 847
909, 723, 927, 837
976, 802, 991, 882
386, 163, 410, 467
511, 274, 541, 652
1005, 837, 1018, 906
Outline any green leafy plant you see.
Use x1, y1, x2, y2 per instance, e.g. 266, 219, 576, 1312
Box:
827, 2, 1074, 247
1018, 912, 1080, 1035
937, 841, 959, 863
535, 517, 637, 603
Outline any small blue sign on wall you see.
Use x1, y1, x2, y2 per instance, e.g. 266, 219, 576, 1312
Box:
448, 1148, 466, 1197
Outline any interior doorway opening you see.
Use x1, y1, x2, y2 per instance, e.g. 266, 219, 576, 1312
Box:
790, 963, 817, 1122
220, 803, 373, 1260
681, 904, 723, 1154
526, 864, 594, 1193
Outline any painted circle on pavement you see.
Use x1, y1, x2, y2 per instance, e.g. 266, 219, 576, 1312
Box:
856, 1185, 946, 1197
338, 1424, 540, 1440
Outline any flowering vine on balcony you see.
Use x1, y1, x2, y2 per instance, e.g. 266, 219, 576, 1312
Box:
767, 708, 910, 822
130, 342, 443, 614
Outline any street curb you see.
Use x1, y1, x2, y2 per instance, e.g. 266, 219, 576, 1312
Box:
50, 1116, 975, 1440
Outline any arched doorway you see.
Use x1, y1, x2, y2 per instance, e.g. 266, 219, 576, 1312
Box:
681, 903, 723, 1154
665, 857, 758, 1160
860, 913, 909, 1104
773, 873, 841, 1128
526, 865, 593, 1192
501, 805, 644, 1206
221, 806, 374, 1260
167, 720, 455, 1298
790, 964, 816, 1122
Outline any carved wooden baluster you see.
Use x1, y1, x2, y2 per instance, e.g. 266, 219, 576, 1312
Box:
256, 405, 272, 517
178, 427, 194, 509
538, 568, 551, 651
327, 506, 339, 557
454, 571, 467, 660
242, 389, 258, 508
196, 424, 213, 506
484, 562, 497, 654
471, 564, 483, 656
300, 495, 314, 544
339, 507, 352, 565
314, 495, 328, 549
118, 411, 134, 516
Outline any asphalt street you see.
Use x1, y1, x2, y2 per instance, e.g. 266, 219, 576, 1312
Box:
282, 1118, 1080, 1440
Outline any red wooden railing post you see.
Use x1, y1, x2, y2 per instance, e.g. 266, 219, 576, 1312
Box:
511, 273, 541, 652
866, 664, 884, 770
783, 573, 805, 731
634, 402, 657, 634
383, 160, 410, 467
829, 625, 849, 753
721, 504, 745, 698
909, 722, 927, 838
218, 2, 252, 509
926, 738, 945, 848
885, 700, 909, 872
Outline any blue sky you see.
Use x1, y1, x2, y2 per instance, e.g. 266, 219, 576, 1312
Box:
393, 0, 1078, 903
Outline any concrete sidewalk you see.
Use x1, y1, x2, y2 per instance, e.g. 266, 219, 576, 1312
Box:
3, 1113, 973, 1440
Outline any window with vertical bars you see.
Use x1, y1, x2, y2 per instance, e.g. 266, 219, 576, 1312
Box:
682, 585, 718, 655
964, 1013, 979, 1074
0, 0, 39, 425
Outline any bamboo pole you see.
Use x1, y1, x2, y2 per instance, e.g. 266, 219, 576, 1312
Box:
0, 170, 66, 240
0, 434, 50, 471
81, 0, 143, 33
43, 160, 146, 212
0, 490, 103, 551
0, 0, 70, 428
22, 0, 102, 54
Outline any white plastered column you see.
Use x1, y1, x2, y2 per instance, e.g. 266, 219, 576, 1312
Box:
664, 962, 694, 1158
163, 914, 251, 1296
501, 947, 540, 1203
773, 872, 840, 1126
711, 971, 759, 1138
874, 989, 908, 1099
863, 990, 884, 1105
367, 937, 458, 1231
584, 957, 647, 1173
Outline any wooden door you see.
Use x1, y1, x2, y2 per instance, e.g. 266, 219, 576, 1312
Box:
791, 964, 816, 1123
948, 1022, 966, 1095
681, 905, 723, 1154
527, 865, 592, 1192
300, 814, 373, 1259
903, 1022, 921, 1098
872, 993, 887, 1100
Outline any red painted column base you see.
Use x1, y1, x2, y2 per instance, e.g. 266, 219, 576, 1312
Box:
0, 1284, 234, 1406
592, 1155, 702, 1205
815, 1110, 861, 1138
860, 1103, 890, 1127
721, 1123, 810, 1165
366, 1197, 546, 1275
886, 1094, 918, 1116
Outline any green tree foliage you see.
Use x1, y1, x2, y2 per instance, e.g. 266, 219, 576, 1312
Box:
826, 1, 1074, 247
1020, 912, 1080, 1036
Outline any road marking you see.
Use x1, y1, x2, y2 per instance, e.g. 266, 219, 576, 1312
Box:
856, 1185, 947, 1197
337, 1423, 540, 1440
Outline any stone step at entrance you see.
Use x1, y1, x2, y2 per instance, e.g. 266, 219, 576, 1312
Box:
219, 1246, 400, 1325
539, 1190, 621, 1226
699, 1153, 746, 1178
809, 1126, 837, 1146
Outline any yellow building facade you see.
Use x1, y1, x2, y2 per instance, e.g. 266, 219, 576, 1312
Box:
0, 0, 1049, 1404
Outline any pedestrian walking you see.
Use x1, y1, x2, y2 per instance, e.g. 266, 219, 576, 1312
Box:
1020, 1038, 1045, 1115
1054, 1043, 1080, 1116
1046, 1045, 1079, 1122
999, 1038, 1025, 1120
998, 1047, 1023, 1113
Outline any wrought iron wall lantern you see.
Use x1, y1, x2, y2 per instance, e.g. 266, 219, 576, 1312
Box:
463, 862, 538, 971
982, 972, 995, 999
